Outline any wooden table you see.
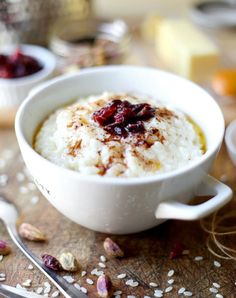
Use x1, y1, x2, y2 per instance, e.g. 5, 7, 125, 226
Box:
0, 33, 236, 298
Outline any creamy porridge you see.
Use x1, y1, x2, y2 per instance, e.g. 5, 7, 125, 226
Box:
34, 92, 205, 177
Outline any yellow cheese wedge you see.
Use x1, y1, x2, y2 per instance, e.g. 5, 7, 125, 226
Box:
157, 19, 219, 82
141, 14, 163, 41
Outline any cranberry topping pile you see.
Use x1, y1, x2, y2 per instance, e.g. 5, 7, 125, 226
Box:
92, 99, 156, 137
0, 49, 42, 79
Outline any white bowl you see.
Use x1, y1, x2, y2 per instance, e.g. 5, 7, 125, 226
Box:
225, 119, 236, 166
15, 66, 232, 234
0, 44, 56, 108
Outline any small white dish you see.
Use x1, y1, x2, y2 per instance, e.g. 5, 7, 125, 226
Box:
15, 66, 232, 234
0, 44, 56, 109
225, 119, 236, 165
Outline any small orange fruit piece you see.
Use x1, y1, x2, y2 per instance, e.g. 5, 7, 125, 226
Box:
212, 69, 236, 96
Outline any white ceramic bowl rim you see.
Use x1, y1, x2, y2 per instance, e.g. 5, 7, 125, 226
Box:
0, 44, 56, 86
15, 66, 225, 185
225, 119, 236, 153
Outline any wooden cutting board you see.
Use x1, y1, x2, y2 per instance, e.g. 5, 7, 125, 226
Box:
1, 33, 236, 298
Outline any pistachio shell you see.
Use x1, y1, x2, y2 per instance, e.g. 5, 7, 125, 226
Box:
103, 238, 124, 258
0, 240, 11, 256
19, 223, 46, 242
97, 274, 113, 298
59, 252, 78, 272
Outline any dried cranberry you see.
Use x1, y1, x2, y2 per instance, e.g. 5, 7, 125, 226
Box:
42, 254, 61, 271
169, 242, 185, 259
92, 98, 155, 138
0, 48, 42, 79
126, 121, 145, 133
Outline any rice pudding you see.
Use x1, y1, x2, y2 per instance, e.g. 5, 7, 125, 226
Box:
34, 92, 205, 177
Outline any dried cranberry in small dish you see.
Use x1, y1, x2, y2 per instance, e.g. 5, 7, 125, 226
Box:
0, 44, 56, 116
0, 49, 42, 79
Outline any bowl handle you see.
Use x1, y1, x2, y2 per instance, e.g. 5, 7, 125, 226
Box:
155, 175, 232, 220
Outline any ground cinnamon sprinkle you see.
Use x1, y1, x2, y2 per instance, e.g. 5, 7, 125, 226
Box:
67, 140, 82, 157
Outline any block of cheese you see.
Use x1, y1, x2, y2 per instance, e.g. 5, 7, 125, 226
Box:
157, 19, 219, 82
141, 14, 163, 41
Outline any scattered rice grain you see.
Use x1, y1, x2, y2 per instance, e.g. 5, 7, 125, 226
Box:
100, 255, 106, 262
98, 262, 106, 268
81, 271, 87, 277
31, 196, 39, 205
22, 279, 32, 287
213, 282, 220, 289
36, 287, 43, 294
183, 291, 193, 296
214, 261, 221, 268
74, 283, 81, 290
165, 286, 173, 293
117, 273, 126, 279
81, 287, 87, 294
113, 291, 122, 295
0, 174, 8, 186
194, 256, 203, 261
52, 291, 60, 297
16, 172, 25, 182
178, 287, 186, 294
154, 290, 163, 297
167, 270, 174, 277
63, 275, 75, 284
86, 278, 94, 285
216, 294, 224, 298
209, 287, 218, 293
168, 279, 174, 285
149, 282, 158, 287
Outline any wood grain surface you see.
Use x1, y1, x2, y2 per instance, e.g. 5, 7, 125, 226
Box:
1, 32, 236, 298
